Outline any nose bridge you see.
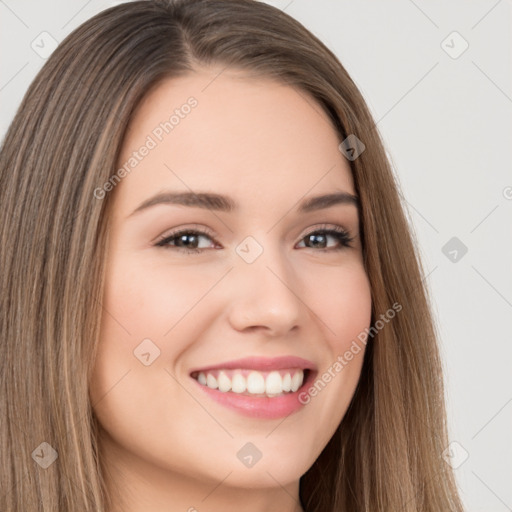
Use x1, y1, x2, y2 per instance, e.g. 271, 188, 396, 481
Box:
227, 234, 305, 334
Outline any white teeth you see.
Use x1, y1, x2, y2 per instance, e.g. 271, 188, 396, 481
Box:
231, 373, 247, 393
265, 371, 283, 394
194, 369, 305, 396
247, 371, 265, 394
291, 372, 302, 392
217, 371, 231, 392
206, 373, 217, 390
282, 373, 292, 392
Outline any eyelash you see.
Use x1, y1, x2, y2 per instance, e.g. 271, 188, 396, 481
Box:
154, 224, 355, 255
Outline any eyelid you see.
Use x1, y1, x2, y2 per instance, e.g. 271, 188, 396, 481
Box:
297, 222, 352, 240
154, 224, 219, 246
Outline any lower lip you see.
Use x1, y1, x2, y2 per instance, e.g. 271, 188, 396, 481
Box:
190, 370, 316, 419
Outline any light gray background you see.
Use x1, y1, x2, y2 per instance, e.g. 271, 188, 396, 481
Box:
1, 1, 511, 510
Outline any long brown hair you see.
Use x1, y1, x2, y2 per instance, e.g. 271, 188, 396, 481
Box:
0, 1, 465, 510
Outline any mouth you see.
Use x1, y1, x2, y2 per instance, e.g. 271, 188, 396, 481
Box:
190, 367, 314, 398
187, 355, 318, 418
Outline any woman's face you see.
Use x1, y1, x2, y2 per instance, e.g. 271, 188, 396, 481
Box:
89, 67, 372, 505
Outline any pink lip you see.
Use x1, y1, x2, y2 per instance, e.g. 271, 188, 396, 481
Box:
188, 356, 318, 420
190, 368, 317, 419
189, 355, 317, 374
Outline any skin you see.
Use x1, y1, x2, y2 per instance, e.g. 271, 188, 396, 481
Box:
89, 66, 372, 512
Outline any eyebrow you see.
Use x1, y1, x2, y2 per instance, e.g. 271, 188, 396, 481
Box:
128, 190, 359, 217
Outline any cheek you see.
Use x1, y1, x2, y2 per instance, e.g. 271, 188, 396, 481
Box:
329, 266, 372, 390
308, 262, 372, 351
101, 255, 218, 340
298, 263, 371, 426
89, 256, 220, 404
88, 257, 211, 456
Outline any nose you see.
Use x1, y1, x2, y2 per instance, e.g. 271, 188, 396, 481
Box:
226, 244, 306, 337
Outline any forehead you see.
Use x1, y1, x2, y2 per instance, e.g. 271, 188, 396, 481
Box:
114, 68, 354, 214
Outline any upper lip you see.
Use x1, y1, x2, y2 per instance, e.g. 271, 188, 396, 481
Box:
189, 355, 317, 374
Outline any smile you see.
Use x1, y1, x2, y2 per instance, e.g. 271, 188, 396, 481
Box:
189, 367, 316, 419
190, 368, 307, 397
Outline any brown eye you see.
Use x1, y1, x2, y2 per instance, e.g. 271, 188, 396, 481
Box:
297, 227, 354, 251
155, 229, 217, 254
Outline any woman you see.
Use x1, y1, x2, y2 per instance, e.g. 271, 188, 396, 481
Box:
0, 1, 465, 511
